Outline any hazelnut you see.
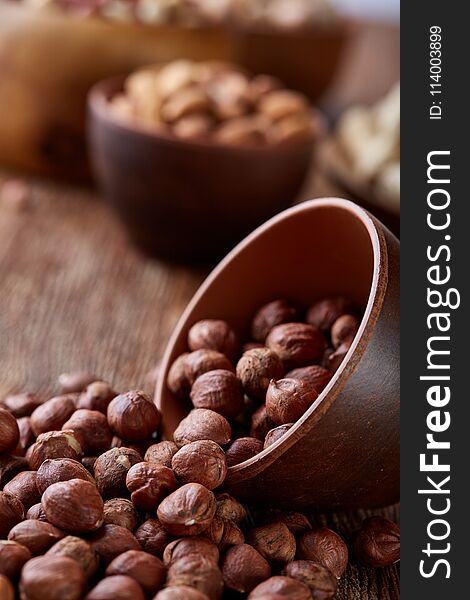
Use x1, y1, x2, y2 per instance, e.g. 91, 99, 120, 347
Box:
326, 342, 351, 373
271, 114, 315, 146
306, 297, 354, 332
251, 300, 298, 343
187, 319, 239, 362
0, 407, 19, 453
166, 555, 224, 600
82, 456, 97, 473
77, 381, 116, 414
58, 371, 97, 394
258, 90, 308, 122
215, 493, 246, 524
266, 378, 318, 425
14, 417, 35, 456
157, 483, 216, 536
47, 536, 99, 579
173, 409, 231, 448
0, 540, 31, 581
236, 348, 284, 400
331, 314, 359, 348
0, 574, 14, 600
135, 518, 173, 558
26, 430, 83, 470
282, 561, 337, 598
145, 441, 179, 468
1, 393, 42, 418
190, 370, 244, 419
42, 479, 104, 532
103, 498, 139, 531
89, 524, 141, 565
247, 522, 296, 564
206, 71, 250, 118
248, 575, 311, 600
185, 349, 234, 386
106, 550, 166, 596
37, 458, 95, 494
215, 117, 266, 146
93, 447, 142, 498
297, 527, 348, 578
8, 520, 64, 555
161, 86, 210, 123
250, 405, 275, 440
154, 586, 210, 600
107, 391, 161, 442
242, 342, 265, 353
26, 503, 47, 521
203, 516, 245, 550
163, 536, 219, 567
263, 424, 293, 449
153, 60, 194, 99
20, 555, 85, 600
225, 437, 263, 467
248, 75, 282, 104
261, 511, 311, 535
30, 395, 77, 436
352, 516, 400, 567
126, 462, 178, 511
266, 323, 326, 369
3, 471, 40, 509
0, 454, 28, 488
85, 575, 145, 600
62, 409, 112, 454
172, 440, 227, 489
222, 543, 271, 593
173, 114, 214, 139
285, 365, 332, 394
167, 353, 191, 399
0, 491, 25, 537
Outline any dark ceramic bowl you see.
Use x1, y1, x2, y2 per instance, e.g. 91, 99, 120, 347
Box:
87, 76, 316, 264
155, 198, 400, 511
230, 19, 353, 102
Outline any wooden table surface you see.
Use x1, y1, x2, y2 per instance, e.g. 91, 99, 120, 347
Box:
0, 164, 399, 600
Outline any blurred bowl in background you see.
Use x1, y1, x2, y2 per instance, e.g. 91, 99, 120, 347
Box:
87, 76, 317, 264
229, 19, 353, 103
0, 1, 231, 180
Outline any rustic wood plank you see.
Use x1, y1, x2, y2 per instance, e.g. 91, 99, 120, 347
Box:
0, 168, 399, 599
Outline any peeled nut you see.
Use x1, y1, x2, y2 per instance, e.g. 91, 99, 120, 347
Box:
126, 462, 178, 511
306, 297, 354, 332
42, 479, 104, 533
167, 353, 191, 399
107, 391, 161, 442
215, 117, 266, 146
103, 498, 139, 531
93, 447, 142, 498
247, 522, 296, 564
331, 314, 359, 348
353, 516, 400, 568
155, 60, 195, 99
248, 75, 282, 104
26, 430, 83, 470
58, 371, 97, 394
0, 540, 32, 581
202, 516, 245, 551
0, 455, 28, 488
285, 365, 332, 393
187, 320, 239, 362
3, 471, 40, 509
20, 555, 86, 600
47, 536, 99, 579
161, 87, 210, 123
266, 378, 318, 425
251, 300, 298, 342
135, 518, 173, 558
0, 408, 20, 453
166, 555, 224, 600
62, 409, 112, 455
271, 113, 314, 146
30, 395, 77, 436
89, 524, 141, 565
85, 575, 145, 600
8, 520, 64, 555
236, 348, 284, 400
225, 437, 263, 467
248, 575, 311, 599
282, 561, 337, 598
157, 483, 216, 536
14, 417, 35, 456
263, 424, 293, 449
173, 115, 214, 139
250, 405, 275, 441
215, 493, 247, 524
261, 511, 311, 536
154, 586, 210, 600
163, 536, 219, 567
0, 574, 14, 600
185, 349, 234, 387
145, 441, 179, 468
258, 90, 308, 122
172, 440, 227, 490
266, 323, 326, 369
173, 409, 231, 448
1, 393, 42, 418
77, 381, 116, 414
297, 527, 349, 578
222, 543, 271, 593
36, 458, 95, 494
190, 370, 244, 419
106, 550, 166, 596
26, 503, 47, 521
326, 342, 351, 373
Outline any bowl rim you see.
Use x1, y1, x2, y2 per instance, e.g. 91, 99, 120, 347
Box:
87, 75, 322, 156
155, 198, 390, 482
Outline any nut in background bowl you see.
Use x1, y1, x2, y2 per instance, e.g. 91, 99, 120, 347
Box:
155, 198, 399, 510
87, 76, 317, 264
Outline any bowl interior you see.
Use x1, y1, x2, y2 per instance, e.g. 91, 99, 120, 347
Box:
157, 198, 379, 438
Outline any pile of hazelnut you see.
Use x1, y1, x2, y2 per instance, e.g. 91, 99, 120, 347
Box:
110, 60, 318, 147
0, 298, 399, 600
